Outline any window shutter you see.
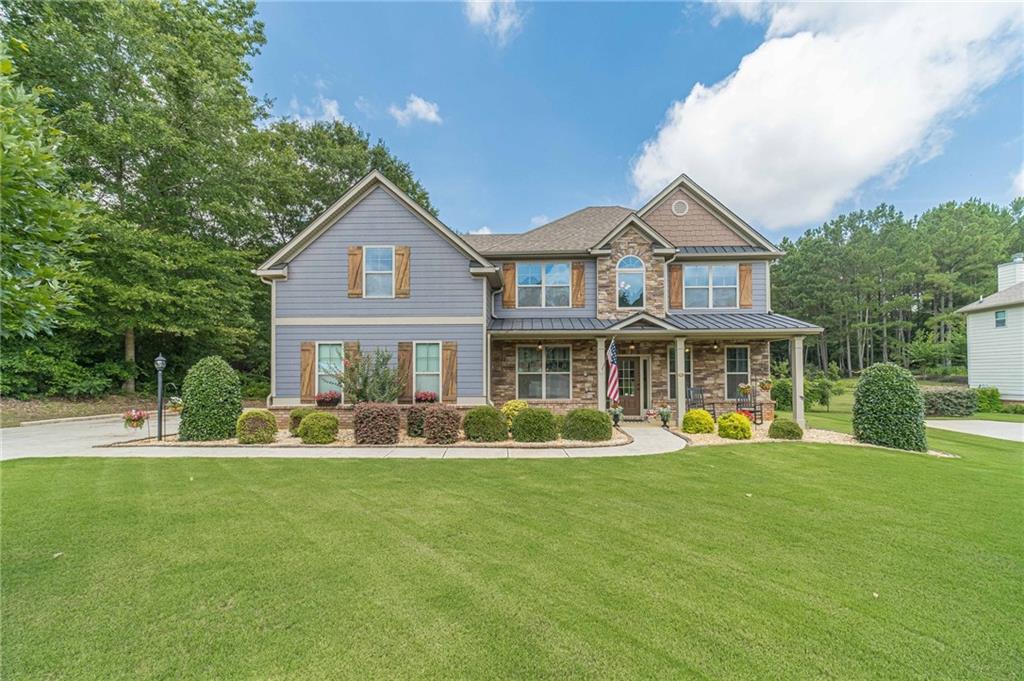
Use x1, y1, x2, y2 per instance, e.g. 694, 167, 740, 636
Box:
347, 246, 363, 298
571, 262, 585, 308
668, 263, 683, 309
395, 246, 411, 298
300, 342, 316, 403
397, 341, 413, 403
442, 341, 458, 403
739, 263, 753, 308
502, 263, 516, 308
680, 265, 686, 309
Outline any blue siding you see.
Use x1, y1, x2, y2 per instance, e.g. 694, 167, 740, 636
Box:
668, 260, 768, 314
492, 259, 597, 318
276, 187, 483, 317
275, 324, 484, 398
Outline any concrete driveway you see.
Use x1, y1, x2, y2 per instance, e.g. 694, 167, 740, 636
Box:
926, 419, 1024, 443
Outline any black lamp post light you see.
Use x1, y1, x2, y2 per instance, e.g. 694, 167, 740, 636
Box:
154, 353, 167, 441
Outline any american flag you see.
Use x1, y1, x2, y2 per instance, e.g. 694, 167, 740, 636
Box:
606, 338, 620, 403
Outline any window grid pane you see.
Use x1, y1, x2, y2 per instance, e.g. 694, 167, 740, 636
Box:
517, 263, 542, 286
365, 272, 393, 297
684, 265, 709, 286
618, 272, 644, 307
415, 343, 440, 373
713, 287, 737, 308
685, 288, 709, 308
545, 286, 570, 307
711, 265, 737, 286
517, 346, 570, 399
365, 247, 393, 272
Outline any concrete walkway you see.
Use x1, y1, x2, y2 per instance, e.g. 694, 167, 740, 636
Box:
926, 419, 1024, 443
0, 416, 686, 460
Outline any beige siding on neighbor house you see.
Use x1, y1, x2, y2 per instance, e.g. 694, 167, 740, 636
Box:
966, 305, 1024, 401
644, 188, 752, 247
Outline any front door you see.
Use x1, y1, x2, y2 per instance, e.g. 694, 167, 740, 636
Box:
620, 357, 641, 416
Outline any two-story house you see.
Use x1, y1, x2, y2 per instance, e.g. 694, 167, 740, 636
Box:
255, 170, 821, 426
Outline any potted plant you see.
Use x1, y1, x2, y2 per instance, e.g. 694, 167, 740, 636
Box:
123, 409, 148, 430
415, 390, 438, 403
607, 403, 624, 426
315, 390, 342, 407
167, 396, 184, 413
657, 405, 672, 427
758, 378, 774, 394
738, 382, 753, 397
645, 408, 657, 423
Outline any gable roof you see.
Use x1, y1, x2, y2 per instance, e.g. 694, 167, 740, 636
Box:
958, 281, 1024, 313
464, 206, 631, 256
258, 170, 493, 273
591, 214, 674, 253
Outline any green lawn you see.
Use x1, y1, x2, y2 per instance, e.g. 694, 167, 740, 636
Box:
3, 428, 1022, 678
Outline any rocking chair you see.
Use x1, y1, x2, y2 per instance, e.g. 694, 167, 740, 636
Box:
735, 388, 764, 425
686, 387, 716, 420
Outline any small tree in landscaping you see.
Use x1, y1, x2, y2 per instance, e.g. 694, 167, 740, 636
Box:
179, 356, 242, 441
338, 349, 404, 403
853, 363, 926, 452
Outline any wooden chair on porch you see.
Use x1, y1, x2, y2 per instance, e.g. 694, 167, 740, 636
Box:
686, 387, 716, 420
735, 388, 764, 425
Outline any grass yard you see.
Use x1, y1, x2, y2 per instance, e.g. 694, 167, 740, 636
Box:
3, 425, 1022, 679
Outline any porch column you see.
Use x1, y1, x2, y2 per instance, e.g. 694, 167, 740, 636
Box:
597, 337, 607, 411
792, 335, 806, 427
675, 337, 687, 426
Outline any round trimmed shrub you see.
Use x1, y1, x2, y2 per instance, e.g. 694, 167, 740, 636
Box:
682, 408, 715, 434
424, 405, 462, 444
718, 412, 752, 440
500, 399, 528, 427
768, 417, 803, 440
289, 407, 317, 436
463, 406, 508, 442
236, 409, 277, 444
562, 408, 612, 442
406, 404, 428, 437
553, 413, 566, 437
771, 377, 793, 411
297, 411, 338, 444
354, 402, 400, 445
179, 356, 242, 441
511, 407, 557, 443
853, 363, 926, 452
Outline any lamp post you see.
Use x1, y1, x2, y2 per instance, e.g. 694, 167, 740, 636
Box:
154, 354, 167, 440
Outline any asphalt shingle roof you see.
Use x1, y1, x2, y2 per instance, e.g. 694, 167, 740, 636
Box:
957, 282, 1024, 313
464, 206, 632, 254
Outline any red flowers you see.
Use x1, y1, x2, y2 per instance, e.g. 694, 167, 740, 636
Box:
415, 391, 438, 403
315, 390, 342, 407
123, 409, 147, 429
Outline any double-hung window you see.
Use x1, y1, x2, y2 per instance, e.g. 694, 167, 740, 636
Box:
616, 256, 645, 308
414, 342, 442, 395
684, 264, 738, 308
995, 310, 1007, 328
364, 246, 394, 298
725, 346, 750, 399
317, 343, 344, 394
516, 262, 570, 307
516, 345, 571, 399
667, 346, 692, 399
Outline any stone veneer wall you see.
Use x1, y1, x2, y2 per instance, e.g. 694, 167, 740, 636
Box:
596, 226, 667, 320
687, 340, 772, 417
490, 339, 598, 413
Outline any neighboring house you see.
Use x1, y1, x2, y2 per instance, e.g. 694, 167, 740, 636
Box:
958, 253, 1024, 402
255, 171, 822, 425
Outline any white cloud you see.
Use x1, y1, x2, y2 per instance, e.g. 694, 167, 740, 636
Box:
529, 215, 550, 228
631, 2, 1023, 228
1014, 166, 1024, 196
464, 1, 525, 46
354, 96, 374, 117
470, 226, 493, 234
286, 80, 345, 126
388, 94, 443, 127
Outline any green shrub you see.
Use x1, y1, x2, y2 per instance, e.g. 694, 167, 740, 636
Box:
768, 418, 803, 440
975, 386, 1002, 412
354, 402, 400, 445
236, 409, 277, 444
1004, 403, 1024, 415
806, 376, 839, 410
853, 363, 926, 452
553, 413, 565, 437
178, 356, 242, 441
406, 404, 428, 437
922, 388, 977, 417
424, 405, 462, 444
562, 408, 612, 441
340, 349, 404, 403
511, 407, 557, 442
772, 377, 793, 411
297, 412, 338, 444
682, 408, 715, 434
501, 399, 529, 427
289, 407, 317, 436
463, 406, 508, 442
718, 412, 752, 440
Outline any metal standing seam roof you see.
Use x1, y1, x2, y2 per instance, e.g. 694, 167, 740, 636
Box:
675, 245, 771, 254
489, 313, 820, 332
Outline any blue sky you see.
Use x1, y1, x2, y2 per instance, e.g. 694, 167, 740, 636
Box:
251, 2, 1023, 242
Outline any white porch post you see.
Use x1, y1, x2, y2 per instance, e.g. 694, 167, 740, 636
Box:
675, 337, 686, 426
597, 337, 607, 411
793, 335, 806, 427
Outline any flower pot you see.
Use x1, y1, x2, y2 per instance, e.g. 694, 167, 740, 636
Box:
316, 399, 340, 408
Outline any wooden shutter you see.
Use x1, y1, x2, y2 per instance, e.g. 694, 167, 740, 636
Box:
347, 246, 363, 298
502, 263, 516, 308
739, 263, 753, 309
397, 341, 413, 403
571, 262, 585, 308
344, 341, 360, 364
668, 263, 683, 309
442, 341, 458, 403
300, 342, 316, 403
395, 246, 410, 298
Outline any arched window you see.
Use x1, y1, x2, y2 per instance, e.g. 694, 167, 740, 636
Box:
616, 256, 645, 308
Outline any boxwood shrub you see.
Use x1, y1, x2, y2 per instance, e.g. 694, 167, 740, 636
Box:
682, 408, 715, 434
289, 407, 317, 436
354, 402, 400, 445
178, 356, 242, 441
501, 399, 529, 427
772, 377, 793, 411
406, 404, 428, 437
922, 388, 977, 417
562, 408, 612, 441
975, 386, 1002, 412
236, 409, 278, 444
853, 363, 926, 452
718, 412, 752, 440
768, 417, 803, 440
511, 407, 558, 442
297, 411, 338, 444
424, 405, 462, 444
463, 405, 508, 442
553, 413, 566, 437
